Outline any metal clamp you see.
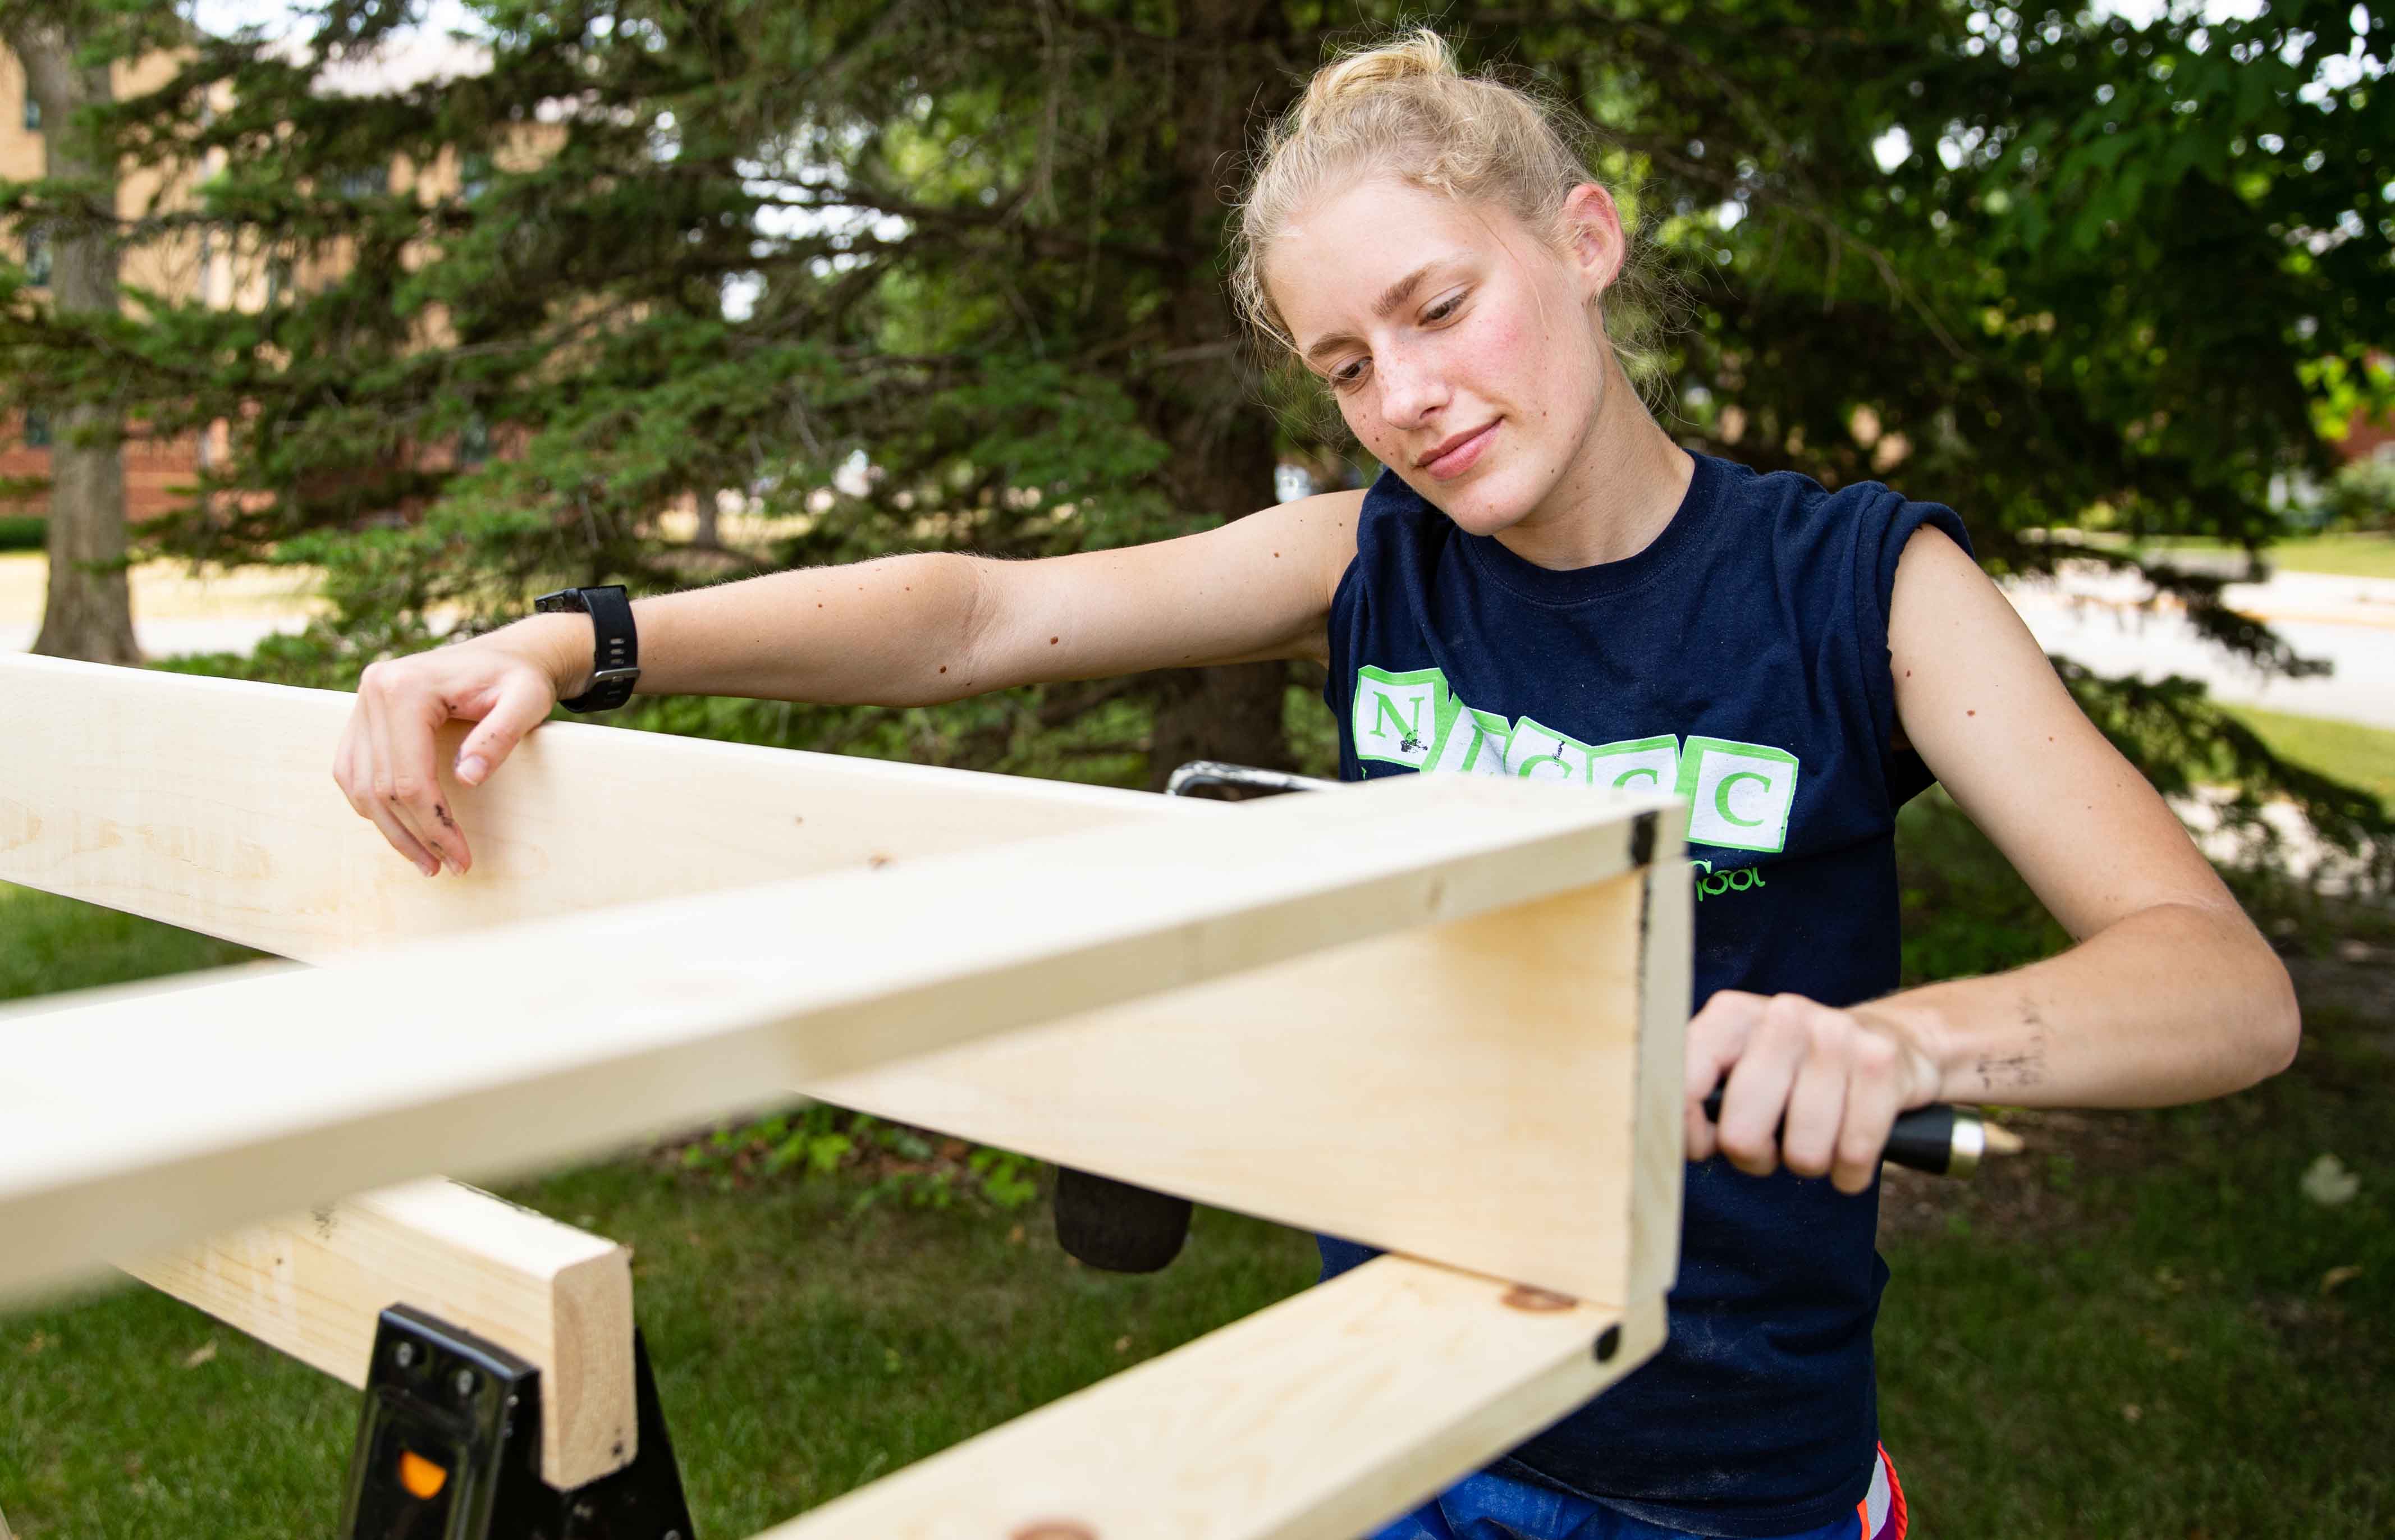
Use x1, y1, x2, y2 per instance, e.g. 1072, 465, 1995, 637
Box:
340, 1304, 695, 1540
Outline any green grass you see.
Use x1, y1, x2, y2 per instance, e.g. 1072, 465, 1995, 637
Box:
0, 1162, 1317, 1538
1876, 1039, 2394, 1534
2121, 531, 2395, 580
2224, 704, 2395, 814
0, 883, 263, 1000
2, 879, 2390, 1537
0, 884, 1318, 1537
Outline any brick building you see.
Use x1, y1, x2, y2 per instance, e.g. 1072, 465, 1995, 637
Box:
1, 43, 225, 521
2, 31, 503, 530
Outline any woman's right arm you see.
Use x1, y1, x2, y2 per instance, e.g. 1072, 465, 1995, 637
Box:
334, 489, 1364, 876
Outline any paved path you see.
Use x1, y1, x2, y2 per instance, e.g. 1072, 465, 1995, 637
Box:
2004, 567, 2395, 730
0, 615, 312, 657
0, 553, 326, 660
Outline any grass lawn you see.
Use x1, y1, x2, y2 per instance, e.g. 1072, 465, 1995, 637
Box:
2, 873, 2389, 1537
2223, 704, 2395, 814
2098, 530, 2395, 580
0, 1157, 1317, 1538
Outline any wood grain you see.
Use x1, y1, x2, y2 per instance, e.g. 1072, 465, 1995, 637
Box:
756, 1256, 1668, 1540
2, 641, 1699, 1537
1629, 842, 1696, 1300
122, 1179, 634, 1488
0, 652, 1179, 964
817, 867, 1655, 1304
0, 770, 1670, 1302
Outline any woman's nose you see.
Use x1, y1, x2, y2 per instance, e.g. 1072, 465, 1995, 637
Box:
1376, 349, 1450, 427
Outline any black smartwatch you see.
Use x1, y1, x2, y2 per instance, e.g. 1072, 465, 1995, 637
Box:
532, 584, 640, 713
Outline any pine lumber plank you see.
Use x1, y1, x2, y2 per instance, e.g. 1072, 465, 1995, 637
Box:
755, 1257, 1669, 1540
120, 1179, 634, 1488
0, 652, 1178, 964
1628, 859, 1696, 1299
815, 854, 1673, 1304
0, 772, 1669, 1302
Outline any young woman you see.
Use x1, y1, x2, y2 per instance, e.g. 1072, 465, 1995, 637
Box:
333, 30, 2297, 1540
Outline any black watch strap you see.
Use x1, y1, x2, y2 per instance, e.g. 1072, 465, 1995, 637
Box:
533, 584, 640, 713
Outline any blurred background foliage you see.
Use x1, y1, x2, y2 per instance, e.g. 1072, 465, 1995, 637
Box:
0, 0, 2387, 848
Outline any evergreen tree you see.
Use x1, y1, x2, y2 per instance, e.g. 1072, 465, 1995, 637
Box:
3, 1, 2385, 841
0, 0, 175, 664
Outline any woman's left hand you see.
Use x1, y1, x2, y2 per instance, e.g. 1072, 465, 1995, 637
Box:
1684, 990, 1945, 1194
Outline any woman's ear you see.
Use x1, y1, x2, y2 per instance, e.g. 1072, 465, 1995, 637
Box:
1557, 183, 1627, 302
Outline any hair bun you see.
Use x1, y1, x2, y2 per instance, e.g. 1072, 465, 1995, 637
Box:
1301, 28, 1455, 120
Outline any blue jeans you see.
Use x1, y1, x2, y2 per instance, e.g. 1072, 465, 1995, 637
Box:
1370, 1470, 1871, 1540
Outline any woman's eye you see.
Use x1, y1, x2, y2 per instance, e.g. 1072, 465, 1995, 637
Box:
1331, 359, 1370, 390
1423, 293, 1464, 323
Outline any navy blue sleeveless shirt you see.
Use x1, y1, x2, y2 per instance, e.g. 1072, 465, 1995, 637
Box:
1320, 451, 1972, 1538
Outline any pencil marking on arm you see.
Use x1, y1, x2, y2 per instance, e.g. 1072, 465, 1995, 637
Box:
1973, 995, 2049, 1093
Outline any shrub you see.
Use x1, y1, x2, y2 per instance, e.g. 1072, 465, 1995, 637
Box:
2323, 455, 2395, 532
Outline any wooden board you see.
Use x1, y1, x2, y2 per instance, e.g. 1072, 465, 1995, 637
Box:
0, 652, 1180, 963
122, 1180, 634, 1489
1629, 860, 1695, 1300
0, 771, 1672, 1303
755, 1256, 1668, 1540
815, 859, 1669, 1304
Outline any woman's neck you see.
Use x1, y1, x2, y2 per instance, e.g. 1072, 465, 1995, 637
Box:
1493, 354, 1695, 572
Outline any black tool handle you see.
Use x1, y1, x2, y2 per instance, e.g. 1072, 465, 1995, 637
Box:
1052, 1165, 1193, 1272
1047, 762, 1329, 1274
1698, 1087, 1975, 1177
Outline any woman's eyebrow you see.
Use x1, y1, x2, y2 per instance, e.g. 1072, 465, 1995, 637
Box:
1371, 259, 1446, 320
1301, 258, 1466, 365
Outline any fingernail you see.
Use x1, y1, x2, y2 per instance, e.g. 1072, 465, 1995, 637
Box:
421, 859, 439, 878
456, 754, 488, 786
445, 856, 465, 877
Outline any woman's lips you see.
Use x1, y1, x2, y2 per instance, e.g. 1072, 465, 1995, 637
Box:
1422, 420, 1498, 480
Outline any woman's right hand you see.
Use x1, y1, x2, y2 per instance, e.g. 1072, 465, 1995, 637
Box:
332, 625, 578, 877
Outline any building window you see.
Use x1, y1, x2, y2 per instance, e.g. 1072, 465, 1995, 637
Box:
25, 226, 49, 287
23, 410, 51, 448
22, 95, 38, 132
459, 152, 494, 203
196, 225, 212, 299
337, 164, 389, 200
458, 414, 491, 468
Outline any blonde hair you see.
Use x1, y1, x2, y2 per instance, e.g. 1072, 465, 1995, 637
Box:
1229, 29, 1675, 400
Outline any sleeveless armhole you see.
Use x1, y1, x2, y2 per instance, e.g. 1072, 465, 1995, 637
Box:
1324, 479, 1404, 785
1853, 491, 1973, 808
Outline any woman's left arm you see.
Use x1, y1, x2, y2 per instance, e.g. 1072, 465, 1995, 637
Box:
1689, 525, 2299, 1191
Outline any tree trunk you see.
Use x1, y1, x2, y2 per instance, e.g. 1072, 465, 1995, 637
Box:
1140, 0, 1301, 789
8, 13, 139, 666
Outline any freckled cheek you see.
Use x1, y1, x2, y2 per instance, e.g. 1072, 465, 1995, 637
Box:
1478, 310, 1533, 363
1447, 326, 1526, 405
1349, 399, 1407, 462
1476, 326, 1555, 441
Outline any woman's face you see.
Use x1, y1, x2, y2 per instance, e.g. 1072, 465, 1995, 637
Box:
1266, 177, 1621, 539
